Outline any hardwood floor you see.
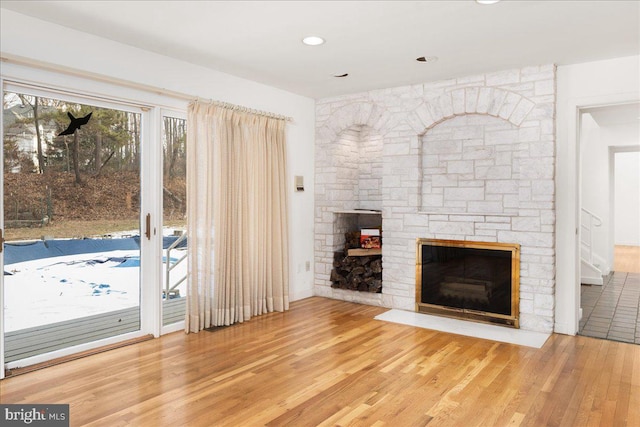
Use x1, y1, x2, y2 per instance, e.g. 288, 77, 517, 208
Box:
615, 245, 640, 273
1, 297, 639, 426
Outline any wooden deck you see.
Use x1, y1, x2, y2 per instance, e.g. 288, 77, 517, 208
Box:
162, 296, 186, 326
1, 297, 639, 426
4, 307, 140, 363
5, 297, 185, 363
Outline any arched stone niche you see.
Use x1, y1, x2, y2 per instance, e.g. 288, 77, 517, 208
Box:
401, 87, 537, 216
315, 104, 387, 305
419, 114, 522, 215
408, 87, 536, 134
328, 124, 383, 251
324, 124, 383, 213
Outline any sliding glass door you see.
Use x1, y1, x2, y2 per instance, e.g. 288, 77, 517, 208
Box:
161, 113, 187, 327
2, 85, 147, 365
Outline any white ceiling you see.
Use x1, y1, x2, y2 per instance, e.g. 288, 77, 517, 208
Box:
1, 1, 639, 99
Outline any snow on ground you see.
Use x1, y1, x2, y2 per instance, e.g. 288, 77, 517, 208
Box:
4, 247, 187, 333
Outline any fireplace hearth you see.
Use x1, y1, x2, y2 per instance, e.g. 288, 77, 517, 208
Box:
416, 239, 520, 328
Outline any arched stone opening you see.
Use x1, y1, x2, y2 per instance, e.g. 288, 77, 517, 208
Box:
419, 114, 522, 215
315, 117, 385, 303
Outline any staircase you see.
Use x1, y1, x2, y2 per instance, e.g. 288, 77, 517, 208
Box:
580, 208, 606, 285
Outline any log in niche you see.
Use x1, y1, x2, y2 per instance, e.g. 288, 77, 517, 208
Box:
330, 231, 382, 293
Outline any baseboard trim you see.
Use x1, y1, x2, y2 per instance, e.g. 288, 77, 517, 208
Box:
581, 277, 603, 285
290, 288, 314, 301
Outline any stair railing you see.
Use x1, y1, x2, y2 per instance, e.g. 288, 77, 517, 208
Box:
580, 207, 603, 266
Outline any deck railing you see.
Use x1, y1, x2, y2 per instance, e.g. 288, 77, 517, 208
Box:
165, 231, 187, 298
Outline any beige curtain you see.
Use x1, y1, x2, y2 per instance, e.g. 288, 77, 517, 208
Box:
185, 101, 289, 332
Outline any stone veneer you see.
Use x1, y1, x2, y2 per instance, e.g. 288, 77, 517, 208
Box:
314, 65, 556, 333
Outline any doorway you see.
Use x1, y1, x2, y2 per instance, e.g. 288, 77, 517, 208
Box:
1, 85, 149, 365
578, 103, 640, 344
0, 78, 192, 376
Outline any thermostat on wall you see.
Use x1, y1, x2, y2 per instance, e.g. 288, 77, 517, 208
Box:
295, 175, 304, 191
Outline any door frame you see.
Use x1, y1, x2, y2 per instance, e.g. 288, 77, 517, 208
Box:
555, 93, 639, 336
0, 64, 187, 376
1, 74, 5, 379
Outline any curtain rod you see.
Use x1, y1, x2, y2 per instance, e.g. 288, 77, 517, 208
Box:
1, 54, 293, 122
192, 98, 292, 122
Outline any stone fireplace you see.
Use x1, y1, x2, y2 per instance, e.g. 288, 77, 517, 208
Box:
416, 238, 520, 328
314, 65, 556, 333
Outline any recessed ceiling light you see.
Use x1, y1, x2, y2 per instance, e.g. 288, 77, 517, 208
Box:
476, 0, 501, 4
302, 36, 325, 46
416, 56, 439, 63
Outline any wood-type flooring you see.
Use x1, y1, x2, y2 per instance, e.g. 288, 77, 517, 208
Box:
614, 245, 640, 274
1, 297, 639, 426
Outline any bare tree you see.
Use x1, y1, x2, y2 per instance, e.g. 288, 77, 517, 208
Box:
163, 116, 186, 179
94, 126, 102, 174
18, 95, 45, 173
71, 132, 83, 184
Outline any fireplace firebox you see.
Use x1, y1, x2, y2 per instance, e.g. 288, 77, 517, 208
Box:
416, 239, 520, 328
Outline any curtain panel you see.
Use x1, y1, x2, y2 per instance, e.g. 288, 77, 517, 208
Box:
186, 102, 289, 332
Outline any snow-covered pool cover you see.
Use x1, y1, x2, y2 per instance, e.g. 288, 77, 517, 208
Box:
4, 238, 187, 333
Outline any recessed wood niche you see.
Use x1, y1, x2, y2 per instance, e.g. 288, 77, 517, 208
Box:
331, 210, 382, 293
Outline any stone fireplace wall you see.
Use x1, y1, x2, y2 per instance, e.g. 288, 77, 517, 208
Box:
315, 65, 556, 332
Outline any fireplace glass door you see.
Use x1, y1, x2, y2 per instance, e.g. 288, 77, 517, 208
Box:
416, 239, 520, 327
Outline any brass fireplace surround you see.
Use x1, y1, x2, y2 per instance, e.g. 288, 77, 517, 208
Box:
416, 238, 520, 328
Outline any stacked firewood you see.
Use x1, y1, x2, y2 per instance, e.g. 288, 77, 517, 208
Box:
330, 231, 383, 293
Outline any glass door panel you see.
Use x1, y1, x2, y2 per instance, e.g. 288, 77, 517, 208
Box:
161, 115, 187, 326
2, 89, 142, 362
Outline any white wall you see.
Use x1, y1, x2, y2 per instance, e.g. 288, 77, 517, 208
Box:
580, 114, 640, 269
580, 113, 606, 245
579, 113, 611, 270
615, 151, 640, 246
605, 122, 640, 248
556, 55, 640, 335
0, 9, 317, 301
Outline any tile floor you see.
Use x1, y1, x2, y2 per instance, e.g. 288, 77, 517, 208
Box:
579, 271, 640, 344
